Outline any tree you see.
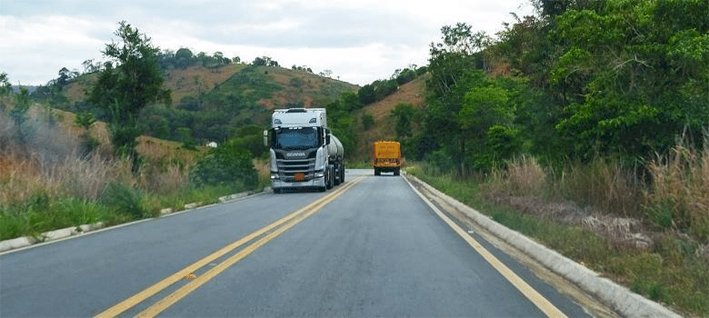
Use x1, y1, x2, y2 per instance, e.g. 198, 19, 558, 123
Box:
394, 68, 417, 85
190, 138, 258, 188
57, 67, 71, 87
253, 56, 272, 66
81, 59, 99, 73
74, 111, 99, 156
357, 84, 376, 104
459, 84, 517, 169
390, 103, 416, 139
175, 48, 194, 68
548, 0, 709, 161
87, 21, 170, 171
361, 112, 374, 131
0, 72, 11, 96
425, 23, 490, 175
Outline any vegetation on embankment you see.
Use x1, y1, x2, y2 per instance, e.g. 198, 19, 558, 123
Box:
0, 22, 267, 243
406, 139, 709, 316
0, 103, 266, 242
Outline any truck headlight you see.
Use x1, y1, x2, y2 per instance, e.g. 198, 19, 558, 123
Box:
314, 147, 325, 170
314, 171, 324, 178
270, 173, 280, 179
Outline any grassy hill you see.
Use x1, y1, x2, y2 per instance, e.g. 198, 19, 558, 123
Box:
65, 64, 358, 108
60, 64, 359, 144
57, 61, 429, 162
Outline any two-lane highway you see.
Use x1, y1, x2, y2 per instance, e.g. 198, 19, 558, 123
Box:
1, 169, 591, 317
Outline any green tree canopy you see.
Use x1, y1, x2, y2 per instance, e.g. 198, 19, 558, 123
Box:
87, 21, 171, 168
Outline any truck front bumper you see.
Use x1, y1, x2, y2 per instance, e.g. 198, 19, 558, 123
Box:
271, 177, 326, 191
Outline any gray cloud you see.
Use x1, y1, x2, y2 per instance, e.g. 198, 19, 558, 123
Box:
0, 0, 534, 86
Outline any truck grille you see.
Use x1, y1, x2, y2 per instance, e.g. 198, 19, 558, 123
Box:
276, 158, 317, 182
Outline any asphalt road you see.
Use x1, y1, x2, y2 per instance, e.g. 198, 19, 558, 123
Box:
0, 169, 591, 317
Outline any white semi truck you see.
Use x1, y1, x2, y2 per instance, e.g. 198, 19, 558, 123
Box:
264, 108, 345, 193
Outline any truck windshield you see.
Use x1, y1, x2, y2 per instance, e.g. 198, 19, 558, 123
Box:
274, 128, 320, 150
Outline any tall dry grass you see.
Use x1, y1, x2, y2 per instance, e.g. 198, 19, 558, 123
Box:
1, 110, 130, 207
488, 155, 547, 197
0, 106, 193, 210
487, 156, 644, 217
555, 159, 645, 218
646, 140, 709, 241
138, 163, 190, 195
485, 136, 708, 243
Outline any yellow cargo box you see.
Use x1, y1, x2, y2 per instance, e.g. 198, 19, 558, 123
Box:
372, 141, 401, 176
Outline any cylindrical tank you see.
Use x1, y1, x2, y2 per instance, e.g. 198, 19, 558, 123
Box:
327, 135, 344, 160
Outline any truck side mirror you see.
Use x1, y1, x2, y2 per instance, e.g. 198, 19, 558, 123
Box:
263, 130, 269, 147
326, 133, 331, 145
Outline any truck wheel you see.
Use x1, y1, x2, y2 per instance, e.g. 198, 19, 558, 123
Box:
334, 164, 341, 186
273, 188, 282, 194
326, 167, 334, 189
394, 168, 400, 176
374, 168, 380, 176
340, 165, 345, 183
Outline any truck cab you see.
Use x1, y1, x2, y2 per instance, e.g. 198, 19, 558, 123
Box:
265, 108, 344, 193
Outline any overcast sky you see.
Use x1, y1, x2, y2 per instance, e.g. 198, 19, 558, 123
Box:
0, 0, 534, 86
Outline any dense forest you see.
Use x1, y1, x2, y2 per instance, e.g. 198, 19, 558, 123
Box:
397, 0, 707, 170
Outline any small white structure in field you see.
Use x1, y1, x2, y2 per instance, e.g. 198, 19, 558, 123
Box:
206, 141, 218, 148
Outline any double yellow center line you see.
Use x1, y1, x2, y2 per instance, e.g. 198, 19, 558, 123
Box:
97, 177, 363, 317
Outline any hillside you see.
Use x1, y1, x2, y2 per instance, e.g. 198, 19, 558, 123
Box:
351, 75, 427, 161
49, 107, 202, 165
59, 64, 358, 144
58, 60, 428, 162
65, 64, 358, 108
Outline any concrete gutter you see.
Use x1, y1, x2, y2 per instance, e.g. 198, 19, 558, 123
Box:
0, 223, 105, 253
406, 174, 681, 318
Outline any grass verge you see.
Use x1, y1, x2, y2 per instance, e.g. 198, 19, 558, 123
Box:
0, 183, 253, 242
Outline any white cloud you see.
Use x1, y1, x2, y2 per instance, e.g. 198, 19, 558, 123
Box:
0, 0, 534, 86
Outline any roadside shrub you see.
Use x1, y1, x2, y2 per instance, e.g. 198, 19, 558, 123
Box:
190, 139, 258, 188
100, 182, 146, 219
425, 149, 456, 173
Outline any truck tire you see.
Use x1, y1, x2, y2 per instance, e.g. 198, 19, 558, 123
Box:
340, 165, 345, 183
394, 168, 400, 176
273, 188, 282, 194
374, 168, 380, 176
334, 164, 341, 186
326, 166, 334, 189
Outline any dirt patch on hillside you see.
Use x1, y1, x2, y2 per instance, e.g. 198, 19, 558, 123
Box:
365, 76, 426, 123
353, 76, 428, 159
165, 64, 246, 105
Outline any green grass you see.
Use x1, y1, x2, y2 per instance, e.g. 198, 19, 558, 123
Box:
0, 183, 255, 242
143, 184, 247, 214
406, 164, 709, 316
0, 197, 110, 241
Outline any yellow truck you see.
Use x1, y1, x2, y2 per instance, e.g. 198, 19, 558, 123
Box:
372, 141, 402, 176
